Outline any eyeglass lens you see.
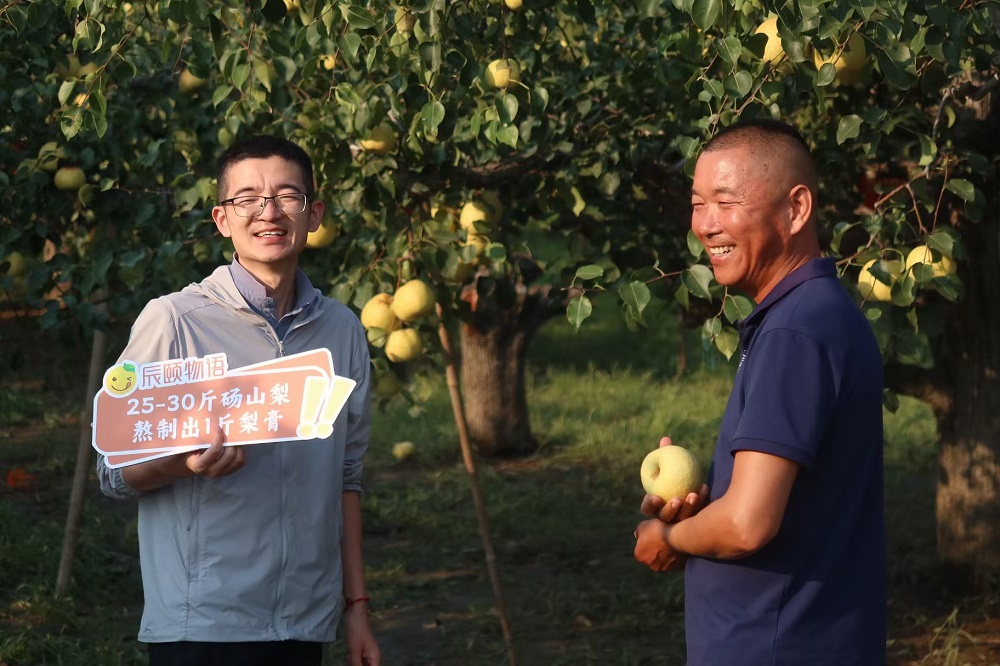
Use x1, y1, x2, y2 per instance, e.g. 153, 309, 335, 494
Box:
229, 194, 307, 217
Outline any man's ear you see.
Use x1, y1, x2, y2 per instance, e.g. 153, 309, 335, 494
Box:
787, 184, 813, 236
211, 205, 233, 238
308, 200, 325, 233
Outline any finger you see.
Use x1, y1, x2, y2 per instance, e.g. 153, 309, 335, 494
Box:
674, 493, 700, 521
640, 494, 665, 517
656, 497, 682, 523
658, 436, 673, 448
186, 440, 221, 475
204, 444, 245, 477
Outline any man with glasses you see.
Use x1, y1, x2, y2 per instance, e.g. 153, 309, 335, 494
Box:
97, 136, 381, 666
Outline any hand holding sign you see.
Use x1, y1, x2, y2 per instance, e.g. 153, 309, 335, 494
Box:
93, 349, 356, 468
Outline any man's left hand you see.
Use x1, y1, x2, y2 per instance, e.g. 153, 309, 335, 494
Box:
634, 519, 687, 572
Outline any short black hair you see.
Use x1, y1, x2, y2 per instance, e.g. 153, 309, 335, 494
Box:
702, 119, 817, 194
217, 135, 315, 200
704, 118, 812, 157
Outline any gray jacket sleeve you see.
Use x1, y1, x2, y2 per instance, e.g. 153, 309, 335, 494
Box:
342, 317, 371, 493
95, 298, 179, 500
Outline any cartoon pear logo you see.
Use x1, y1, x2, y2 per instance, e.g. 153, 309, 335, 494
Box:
104, 362, 138, 397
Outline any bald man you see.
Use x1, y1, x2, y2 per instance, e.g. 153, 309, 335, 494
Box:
634, 120, 886, 665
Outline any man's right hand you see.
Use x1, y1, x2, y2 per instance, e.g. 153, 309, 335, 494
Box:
121, 427, 246, 491
184, 428, 246, 478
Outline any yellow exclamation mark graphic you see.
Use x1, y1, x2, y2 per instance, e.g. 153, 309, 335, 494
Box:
297, 376, 331, 438
314, 377, 356, 439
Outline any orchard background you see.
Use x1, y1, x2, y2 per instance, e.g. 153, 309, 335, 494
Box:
1, 0, 999, 663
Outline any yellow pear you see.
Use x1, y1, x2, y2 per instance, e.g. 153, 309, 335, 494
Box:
392, 440, 416, 461
391, 279, 437, 322
477, 191, 503, 223
360, 293, 399, 333
504, 0, 524, 10
857, 258, 901, 302
484, 59, 520, 89
3, 252, 28, 278
179, 68, 206, 94
385, 328, 423, 363
56, 54, 82, 78
813, 33, 867, 85
306, 222, 339, 248
465, 232, 489, 256
905, 244, 956, 279
54, 166, 86, 191
754, 17, 785, 64
375, 373, 403, 397
640, 445, 703, 501
459, 193, 502, 231
394, 6, 416, 32
76, 62, 99, 78
359, 122, 397, 154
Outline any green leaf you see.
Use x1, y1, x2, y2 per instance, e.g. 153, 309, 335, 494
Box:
212, 84, 234, 107
499, 94, 519, 124
930, 274, 962, 301
715, 326, 739, 360
946, 178, 975, 202
702, 79, 725, 101
567, 294, 593, 331
724, 70, 753, 97
925, 231, 956, 257
496, 124, 518, 148
682, 264, 715, 300
58, 80, 75, 106
836, 115, 863, 144
815, 62, 836, 86
675, 283, 690, 309
686, 230, 704, 259
574, 265, 604, 280
620, 281, 651, 320
531, 86, 549, 114
343, 5, 377, 29
713, 36, 742, 66
253, 57, 271, 91
690, 0, 721, 31
232, 64, 250, 89
917, 134, 937, 166
570, 187, 586, 217
722, 294, 754, 322
421, 100, 445, 134
895, 329, 934, 368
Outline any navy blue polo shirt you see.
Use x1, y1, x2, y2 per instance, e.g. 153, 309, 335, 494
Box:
684, 258, 886, 665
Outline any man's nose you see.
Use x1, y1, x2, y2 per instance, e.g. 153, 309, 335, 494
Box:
691, 207, 720, 238
256, 197, 284, 220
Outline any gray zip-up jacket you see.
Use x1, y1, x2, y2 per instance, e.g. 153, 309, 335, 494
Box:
96, 266, 371, 643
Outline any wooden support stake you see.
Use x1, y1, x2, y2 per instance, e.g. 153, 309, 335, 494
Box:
435, 303, 518, 666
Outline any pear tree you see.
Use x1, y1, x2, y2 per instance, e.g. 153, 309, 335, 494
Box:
2, 0, 1000, 575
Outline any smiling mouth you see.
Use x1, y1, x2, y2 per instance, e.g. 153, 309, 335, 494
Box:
254, 230, 287, 238
708, 246, 735, 256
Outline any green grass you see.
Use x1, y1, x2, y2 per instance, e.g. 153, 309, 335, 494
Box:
0, 308, 993, 665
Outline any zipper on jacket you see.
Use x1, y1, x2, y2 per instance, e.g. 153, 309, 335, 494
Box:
271, 325, 287, 636
273, 437, 290, 638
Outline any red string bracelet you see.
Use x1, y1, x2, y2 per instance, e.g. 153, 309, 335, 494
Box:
344, 595, 371, 609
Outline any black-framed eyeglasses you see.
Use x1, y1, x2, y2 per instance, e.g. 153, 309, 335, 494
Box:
220, 193, 309, 218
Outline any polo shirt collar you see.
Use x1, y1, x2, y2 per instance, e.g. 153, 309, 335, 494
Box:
742, 256, 837, 328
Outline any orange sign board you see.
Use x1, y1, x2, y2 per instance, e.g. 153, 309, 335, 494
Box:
93, 349, 356, 469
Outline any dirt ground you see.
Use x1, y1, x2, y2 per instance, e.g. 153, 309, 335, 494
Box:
3, 318, 1000, 665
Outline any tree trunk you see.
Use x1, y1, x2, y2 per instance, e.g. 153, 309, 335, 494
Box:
935, 189, 1000, 572
458, 281, 561, 457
